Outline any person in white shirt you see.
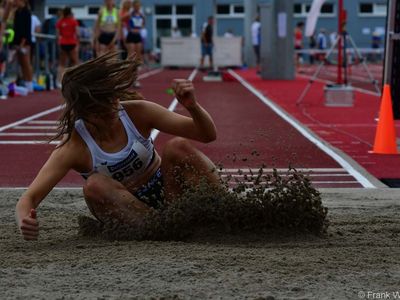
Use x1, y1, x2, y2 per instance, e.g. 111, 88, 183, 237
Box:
329, 31, 337, 47
317, 28, 327, 61
31, 14, 41, 70
31, 14, 41, 44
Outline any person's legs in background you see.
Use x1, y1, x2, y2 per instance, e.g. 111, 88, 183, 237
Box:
18, 46, 33, 92
57, 47, 67, 88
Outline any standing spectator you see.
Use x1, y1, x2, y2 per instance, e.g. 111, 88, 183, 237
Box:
308, 35, 317, 65
42, 9, 61, 73
31, 13, 41, 65
93, 0, 120, 56
294, 21, 304, 68
0, 0, 13, 50
56, 6, 79, 88
0, 0, 13, 83
42, 12, 59, 36
317, 28, 327, 62
371, 30, 382, 62
200, 16, 214, 71
119, 0, 132, 59
251, 15, 261, 73
126, 0, 144, 86
140, 26, 148, 65
126, 0, 144, 60
11, 0, 33, 92
329, 31, 337, 48
77, 20, 92, 61
31, 14, 41, 45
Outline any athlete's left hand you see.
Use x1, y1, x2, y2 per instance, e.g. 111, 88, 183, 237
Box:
172, 79, 197, 109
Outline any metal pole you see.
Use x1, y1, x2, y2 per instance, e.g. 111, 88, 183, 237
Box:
34, 40, 40, 79
244, 0, 258, 67
337, 0, 344, 84
384, 0, 396, 85
213, 0, 218, 72
213, 0, 217, 37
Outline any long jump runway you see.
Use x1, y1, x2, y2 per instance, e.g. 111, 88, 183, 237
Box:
0, 68, 381, 189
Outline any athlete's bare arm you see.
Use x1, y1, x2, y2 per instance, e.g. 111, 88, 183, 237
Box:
123, 79, 217, 143
16, 133, 90, 240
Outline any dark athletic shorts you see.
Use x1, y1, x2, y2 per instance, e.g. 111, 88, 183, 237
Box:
134, 168, 165, 209
98, 32, 116, 45
126, 32, 142, 44
201, 44, 213, 57
60, 44, 76, 53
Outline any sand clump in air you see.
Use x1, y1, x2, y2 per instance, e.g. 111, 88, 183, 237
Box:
79, 167, 329, 241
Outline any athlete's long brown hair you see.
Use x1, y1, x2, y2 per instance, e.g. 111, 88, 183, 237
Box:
53, 51, 142, 147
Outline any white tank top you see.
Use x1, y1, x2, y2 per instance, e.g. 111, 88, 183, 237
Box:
74, 107, 154, 185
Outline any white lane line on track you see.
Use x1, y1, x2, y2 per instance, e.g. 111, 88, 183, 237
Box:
1, 187, 84, 190
14, 126, 58, 130
150, 68, 198, 141
0, 105, 64, 133
220, 174, 354, 178
138, 68, 164, 79
226, 181, 359, 185
28, 120, 58, 124
311, 181, 359, 184
221, 168, 346, 173
0, 141, 59, 144
0, 133, 56, 136
228, 69, 376, 189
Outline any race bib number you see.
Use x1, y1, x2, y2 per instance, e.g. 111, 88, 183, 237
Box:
95, 140, 151, 183
132, 16, 143, 28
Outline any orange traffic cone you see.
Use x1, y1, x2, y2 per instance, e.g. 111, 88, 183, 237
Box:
372, 84, 398, 154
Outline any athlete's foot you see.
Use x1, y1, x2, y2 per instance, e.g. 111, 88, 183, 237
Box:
133, 81, 141, 88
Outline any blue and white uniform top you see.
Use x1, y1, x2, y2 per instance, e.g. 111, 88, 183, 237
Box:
129, 13, 144, 30
75, 107, 154, 187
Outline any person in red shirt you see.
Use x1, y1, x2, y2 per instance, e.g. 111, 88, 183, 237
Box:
56, 6, 79, 88
294, 21, 304, 69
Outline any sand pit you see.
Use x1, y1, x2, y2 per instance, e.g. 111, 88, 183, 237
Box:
1, 188, 399, 299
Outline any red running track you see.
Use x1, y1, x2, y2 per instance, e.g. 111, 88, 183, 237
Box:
0, 68, 381, 188
237, 68, 399, 181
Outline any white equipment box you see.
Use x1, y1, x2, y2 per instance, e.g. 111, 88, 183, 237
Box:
161, 37, 242, 67
324, 84, 355, 107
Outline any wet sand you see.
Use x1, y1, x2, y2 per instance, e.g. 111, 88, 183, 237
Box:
1, 188, 399, 300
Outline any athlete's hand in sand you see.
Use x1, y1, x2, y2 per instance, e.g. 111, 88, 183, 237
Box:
172, 79, 197, 109
19, 209, 39, 241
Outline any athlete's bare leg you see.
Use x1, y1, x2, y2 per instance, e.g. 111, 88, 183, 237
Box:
161, 137, 220, 202
126, 42, 142, 87
69, 45, 79, 66
133, 43, 142, 62
83, 173, 151, 224
17, 46, 33, 82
